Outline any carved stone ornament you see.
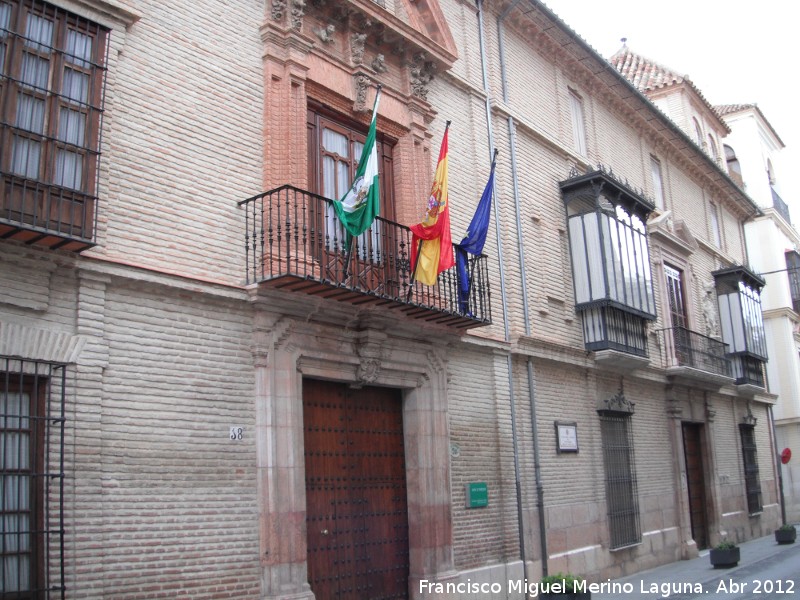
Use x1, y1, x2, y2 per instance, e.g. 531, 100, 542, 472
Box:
271, 0, 287, 21
409, 53, 435, 101
314, 23, 336, 43
702, 280, 720, 338
597, 389, 635, 415
666, 396, 683, 420
351, 32, 367, 64
290, 0, 306, 29
371, 53, 388, 73
354, 73, 371, 112
356, 358, 381, 386
741, 405, 757, 427
705, 398, 716, 423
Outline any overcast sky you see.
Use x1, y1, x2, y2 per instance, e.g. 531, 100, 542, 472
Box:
539, 0, 799, 220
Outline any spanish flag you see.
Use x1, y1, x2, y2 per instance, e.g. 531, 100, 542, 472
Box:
410, 123, 454, 285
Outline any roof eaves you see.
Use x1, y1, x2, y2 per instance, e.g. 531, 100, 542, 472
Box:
521, 0, 760, 218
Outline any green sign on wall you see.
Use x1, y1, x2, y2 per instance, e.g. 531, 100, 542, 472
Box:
466, 482, 488, 508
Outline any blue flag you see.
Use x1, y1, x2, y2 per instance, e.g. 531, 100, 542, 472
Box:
455, 160, 496, 314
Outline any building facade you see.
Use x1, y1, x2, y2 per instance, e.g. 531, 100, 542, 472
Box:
0, 1, 781, 599
716, 103, 800, 523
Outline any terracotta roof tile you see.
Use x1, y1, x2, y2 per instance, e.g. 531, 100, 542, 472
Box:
715, 103, 757, 116
609, 46, 684, 92
714, 104, 785, 147
609, 45, 729, 133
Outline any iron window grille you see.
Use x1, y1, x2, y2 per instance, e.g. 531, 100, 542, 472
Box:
739, 424, 762, 515
598, 402, 641, 550
1, 357, 66, 599
0, 0, 109, 250
561, 166, 657, 356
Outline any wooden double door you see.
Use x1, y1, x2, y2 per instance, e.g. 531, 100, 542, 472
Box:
303, 379, 409, 600
681, 423, 709, 550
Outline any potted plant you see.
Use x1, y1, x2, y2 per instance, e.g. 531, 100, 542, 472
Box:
540, 573, 591, 599
709, 540, 740, 568
774, 524, 797, 544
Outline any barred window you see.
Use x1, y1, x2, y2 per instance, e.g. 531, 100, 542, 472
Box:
739, 424, 762, 515
600, 412, 641, 549
1, 357, 66, 598
0, 0, 108, 241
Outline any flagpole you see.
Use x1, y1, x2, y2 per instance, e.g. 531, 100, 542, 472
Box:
407, 120, 451, 302
459, 149, 499, 314
342, 84, 382, 281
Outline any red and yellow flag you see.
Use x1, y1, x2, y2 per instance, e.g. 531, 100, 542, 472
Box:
410, 124, 454, 285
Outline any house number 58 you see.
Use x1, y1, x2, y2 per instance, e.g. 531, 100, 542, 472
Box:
230, 426, 244, 441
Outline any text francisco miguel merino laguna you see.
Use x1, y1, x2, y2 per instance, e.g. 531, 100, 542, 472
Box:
419, 577, 706, 596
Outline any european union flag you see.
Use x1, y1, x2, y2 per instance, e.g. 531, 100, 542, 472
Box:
455, 157, 496, 314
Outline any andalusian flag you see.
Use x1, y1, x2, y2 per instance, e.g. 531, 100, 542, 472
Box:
333, 86, 382, 244
410, 123, 454, 285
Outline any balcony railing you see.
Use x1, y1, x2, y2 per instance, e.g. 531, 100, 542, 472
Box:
658, 327, 732, 381
239, 185, 491, 329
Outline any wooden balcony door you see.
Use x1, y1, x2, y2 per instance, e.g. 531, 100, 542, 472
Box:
303, 379, 409, 600
665, 264, 691, 364
306, 105, 399, 296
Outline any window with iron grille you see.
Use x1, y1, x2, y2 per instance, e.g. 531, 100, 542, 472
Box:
1, 357, 66, 598
0, 0, 108, 241
785, 250, 800, 314
739, 424, 762, 515
599, 412, 641, 549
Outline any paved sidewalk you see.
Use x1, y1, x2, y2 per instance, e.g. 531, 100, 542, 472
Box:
593, 526, 799, 599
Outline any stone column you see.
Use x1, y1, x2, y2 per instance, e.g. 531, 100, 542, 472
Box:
253, 307, 314, 600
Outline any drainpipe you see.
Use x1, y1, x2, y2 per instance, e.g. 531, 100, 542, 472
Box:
767, 405, 787, 525
497, 0, 549, 577
476, 0, 529, 583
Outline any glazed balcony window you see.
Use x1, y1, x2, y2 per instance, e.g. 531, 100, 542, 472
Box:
0, 0, 108, 251
561, 166, 657, 357
713, 266, 768, 386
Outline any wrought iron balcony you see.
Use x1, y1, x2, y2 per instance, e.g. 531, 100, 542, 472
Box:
239, 185, 491, 329
658, 326, 733, 386
1, 174, 96, 252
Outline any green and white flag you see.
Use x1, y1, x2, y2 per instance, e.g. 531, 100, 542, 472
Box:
333, 86, 381, 244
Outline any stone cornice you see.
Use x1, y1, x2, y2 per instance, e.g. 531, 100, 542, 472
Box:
346, 0, 458, 68
762, 306, 799, 322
